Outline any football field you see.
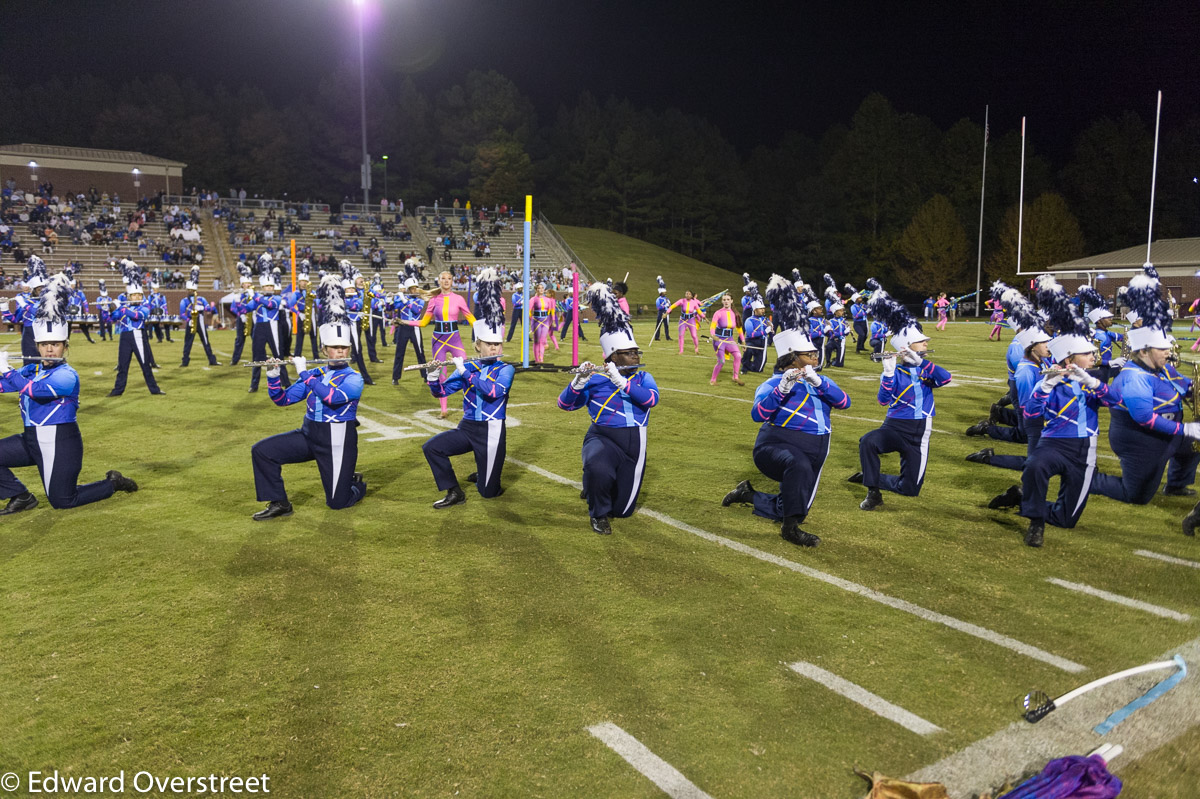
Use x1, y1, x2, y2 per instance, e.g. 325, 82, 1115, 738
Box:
1, 320, 1197, 798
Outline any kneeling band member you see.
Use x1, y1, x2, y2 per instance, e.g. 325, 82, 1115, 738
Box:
0, 273, 137, 514
558, 282, 659, 535
421, 268, 514, 508
722, 274, 850, 547
852, 278, 951, 510
250, 275, 366, 520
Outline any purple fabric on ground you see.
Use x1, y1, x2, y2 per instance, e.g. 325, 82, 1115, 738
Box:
998, 755, 1122, 799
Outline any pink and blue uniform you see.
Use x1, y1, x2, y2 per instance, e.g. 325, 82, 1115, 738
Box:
409, 292, 475, 413
709, 307, 744, 383
669, 298, 703, 353
529, 294, 558, 361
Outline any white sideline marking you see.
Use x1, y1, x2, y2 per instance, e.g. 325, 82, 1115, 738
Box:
1046, 578, 1192, 622
787, 661, 943, 735
505, 455, 1084, 672
1135, 549, 1200, 569
587, 722, 713, 799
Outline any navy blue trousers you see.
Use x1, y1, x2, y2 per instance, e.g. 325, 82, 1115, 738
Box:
859, 416, 933, 496
0, 424, 114, 508
824, 336, 845, 368
112, 330, 161, 395
1021, 435, 1096, 529
249, 322, 290, 391
365, 318, 381, 361
750, 426, 830, 521
181, 324, 218, 366
21, 326, 36, 359
811, 335, 826, 368
422, 419, 506, 498
506, 308, 522, 342
582, 424, 647, 519
392, 326, 427, 381
870, 337, 885, 355
653, 310, 671, 341
990, 419, 1043, 471
854, 321, 868, 352
292, 325, 319, 360
743, 337, 768, 373
1089, 413, 1200, 504
252, 419, 363, 509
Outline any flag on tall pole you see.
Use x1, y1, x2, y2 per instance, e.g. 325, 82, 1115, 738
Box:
975, 105, 988, 317
522, 195, 532, 368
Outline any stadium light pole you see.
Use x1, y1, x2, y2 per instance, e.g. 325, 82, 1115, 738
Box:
28, 161, 37, 187
382, 154, 388, 202
354, 0, 370, 210
132, 168, 141, 197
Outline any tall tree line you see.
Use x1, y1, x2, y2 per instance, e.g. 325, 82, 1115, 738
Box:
3, 68, 1198, 296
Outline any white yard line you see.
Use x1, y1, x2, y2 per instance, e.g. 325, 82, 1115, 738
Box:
1134, 549, 1200, 569
1046, 578, 1192, 622
586, 722, 713, 799
787, 661, 943, 735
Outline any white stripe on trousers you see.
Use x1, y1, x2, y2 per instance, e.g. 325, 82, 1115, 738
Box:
916, 415, 933, 484
806, 434, 832, 516
623, 427, 648, 515
1073, 435, 1099, 516
132, 328, 146, 363
485, 419, 502, 485
36, 425, 56, 497
329, 422, 346, 491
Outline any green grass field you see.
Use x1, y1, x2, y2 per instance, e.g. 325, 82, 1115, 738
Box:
1, 318, 1197, 798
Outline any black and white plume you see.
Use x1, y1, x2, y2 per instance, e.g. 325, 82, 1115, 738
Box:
742, 272, 753, 294
657, 275, 667, 295
186, 265, 200, 290
746, 277, 764, 310
1076, 285, 1113, 326
824, 274, 843, 311
472, 267, 506, 344
1036, 275, 1093, 363
589, 281, 636, 357
316, 273, 353, 348
33, 273, 73, 342
844, 282, 861, 301
256, 253, 274, 286
24, 254, 48, 289
122, 261, 144, 295
766, 273, 814, 358
1124, 263, 1174, 351
993, 281, 1048, 348
864, 277, 927, 350
237, 262, 253, 284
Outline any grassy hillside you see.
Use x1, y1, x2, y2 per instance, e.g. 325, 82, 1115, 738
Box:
556, 225, 742, 309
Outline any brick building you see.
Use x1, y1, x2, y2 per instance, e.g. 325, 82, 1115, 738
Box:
0, 143, 185, 199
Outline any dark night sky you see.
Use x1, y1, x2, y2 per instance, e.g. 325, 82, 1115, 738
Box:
7, 0, 1200, 159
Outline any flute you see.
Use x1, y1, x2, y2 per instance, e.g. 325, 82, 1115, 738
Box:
566, 363, 640, 375
870, 349, 935, 362
403, 358, 456, 372
15, 356, 66, 363
241, 358, 339, 368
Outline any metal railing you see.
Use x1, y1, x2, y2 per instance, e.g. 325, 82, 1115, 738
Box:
162, 195, 331, 215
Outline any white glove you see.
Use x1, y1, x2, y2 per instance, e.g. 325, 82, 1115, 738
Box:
1109, 357, 1126, 369
451, 357, 465, 374
0, 301, 8, 313
778, 368, 801, 394
426, 368, 440, 384
1184, 422, 1200, 440
881, 355, 896, 377
900, 348, 922, 366
1068, 364, 1101, 390
801, 365, 822, 386
604, 361, 629, 391
0, 352, 10, 373
292, 355, 307, 373
571, 362, 594, 390
1039, 368, 1066, 392
266, 366, 281, 378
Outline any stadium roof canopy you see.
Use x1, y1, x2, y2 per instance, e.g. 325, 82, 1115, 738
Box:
1047, 238, 1200, 278
0, 143, 185, 168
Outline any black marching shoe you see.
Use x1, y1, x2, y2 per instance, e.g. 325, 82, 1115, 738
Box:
253, 500, 293, 521
106, 390, 122, 397
722, 479, 753, 506
859, 488, 884, 511
433, 485, 466, 509
1024, 520, 1045, 548
1182, 502, 1200, 537
106, 470, 138, 492
988, 484, 1022, 510
989, 403, 1005, 424
352, 472, 367, 496
0, 491, 38, 515
466, 472, 478, 484
780, 516, 820, 547
1162, 486, 1197, 497
846, 471, 864, 484
590, 516, 612, 535
965, 420, 991, 437
965, 448, 994, 465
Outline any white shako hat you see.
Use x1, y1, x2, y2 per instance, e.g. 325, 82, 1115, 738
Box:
589, 281, 636, 357
765, 274, 815, 358
315, 274, 353, 348
823, 273, 844, 313
257, 253, 275, 287
185, 266, 200, 291
1124, 263, 1174, 351
741, 272, 752, 293
657, 275, 667, 294
1035, 275, 1095, 363
297, 259, 311, 283
472, 267, 505, 344
33, 274, 73, 342
863, 277, 928, 351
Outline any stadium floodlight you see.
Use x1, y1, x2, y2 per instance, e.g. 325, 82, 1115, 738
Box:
132, 168, 141, 191
382, 155, 388, 201
28, 161, 37, 183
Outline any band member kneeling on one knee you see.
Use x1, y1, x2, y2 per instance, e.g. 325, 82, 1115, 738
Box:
250, 275, 366, 520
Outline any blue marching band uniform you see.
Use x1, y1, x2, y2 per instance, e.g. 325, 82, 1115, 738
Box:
743, 310, 772, 373
391, 281, 428, 383
506, 282, 524, 342
423, 357, 514, 500
179, 274, 219, 367
285, 273, 320, 360
247, 266, 291, 393
108, 274, 164, 397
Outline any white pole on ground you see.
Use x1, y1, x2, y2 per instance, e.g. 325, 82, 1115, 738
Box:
1146, 90, 1163, 265
975, 105, 988, 316
1017, 117, 1026, 279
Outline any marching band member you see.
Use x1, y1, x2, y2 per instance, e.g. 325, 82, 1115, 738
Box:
612, 281, 630, 317
722, 275, 850, 547
391, 267, 428, 383
986, 296, 1005, 341
250, 274, 367, 520
741, 273, 755, 316
668, 290, 702, 354
107, 264, 165, 396
420, 268, 515, 508
96, 279, 114, 341
4, 256, 48, 359
1081, 287, 1124, 384
992, 275, 1118, 547
867, 314, 888, 356
68, 270, 95, 343
966, 282, 1032, 442
341, 265, 375, 384
558, 282, 660, 535
742, 281, 771, 374
0, 274, 138, 514
1088, 265, 1200, 506
505, 281, 524, 342
286, 265, 319, 360
529, 283, 557, 362
559, 289, 586, 341
247, 255, 291, 393
850, 278, 951, 511
179, 266, 220, 367
148, 271, 172, 344
228, 266, 256, 366
365, 275, 387, 363
848, 285, 869, 353
967, 284, 1051, 475
935, 292, 950, 330
823, 276, 847, 368
404, 270, 475, 417
709, 293, 745, 386
653, 276, 672, 342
